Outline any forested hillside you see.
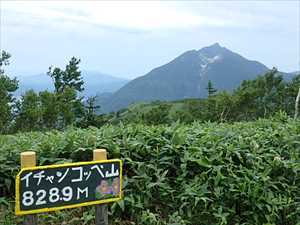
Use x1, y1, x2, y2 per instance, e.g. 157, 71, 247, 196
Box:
100, 68, 300, 126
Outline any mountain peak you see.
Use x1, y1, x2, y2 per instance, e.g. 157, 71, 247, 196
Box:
211, 42, 221, 48
198, 43, 230, 58
203, 43, 223, 51
99, 43, 270, 113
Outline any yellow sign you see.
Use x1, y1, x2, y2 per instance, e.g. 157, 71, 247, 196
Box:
16, 159, 122, 215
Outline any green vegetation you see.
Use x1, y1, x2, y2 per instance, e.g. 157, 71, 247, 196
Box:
206, 80, 217, 97
0, 51, 19, 134
1, 119, 300, 224
1, 50, 300, 134
0, 51, 99, 134
1, 50, 300, 224
111, 69, 300, 125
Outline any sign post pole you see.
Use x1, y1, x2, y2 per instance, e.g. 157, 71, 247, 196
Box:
93, 149, 108, 225
21, 151, 38, 225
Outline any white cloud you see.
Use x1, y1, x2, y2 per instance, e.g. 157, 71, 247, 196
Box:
1, 1, 242, 32
4, 0, 297, 35
1, 1, 298, 76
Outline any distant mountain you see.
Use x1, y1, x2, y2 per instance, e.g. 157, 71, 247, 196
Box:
279, 71, 299, 82
14, 71, 129, 97
99, 43, 273, 113
16, 73, 52, 96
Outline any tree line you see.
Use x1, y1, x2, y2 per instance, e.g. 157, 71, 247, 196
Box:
0, 51, 99, 134
108, 70, 300, 125
1, 50, 300, 133
204, 69, 300, 122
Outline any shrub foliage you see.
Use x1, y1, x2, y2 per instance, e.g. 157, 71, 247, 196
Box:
0, 119, 299, 224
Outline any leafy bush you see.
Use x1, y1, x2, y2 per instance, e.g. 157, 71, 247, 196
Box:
0, 119, 299, 224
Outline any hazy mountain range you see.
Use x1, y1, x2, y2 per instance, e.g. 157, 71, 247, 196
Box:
97, 43, 296, 113
14, 71, 129, 97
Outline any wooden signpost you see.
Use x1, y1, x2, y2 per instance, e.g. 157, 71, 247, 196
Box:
21, 152, 38, 225
16, 149, 122, 225
94, 149, 108, 225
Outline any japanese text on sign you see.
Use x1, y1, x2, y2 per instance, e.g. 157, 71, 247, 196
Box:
16, 159, 122, 215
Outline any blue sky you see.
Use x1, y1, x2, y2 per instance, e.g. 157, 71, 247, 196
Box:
1, 1, 299, 79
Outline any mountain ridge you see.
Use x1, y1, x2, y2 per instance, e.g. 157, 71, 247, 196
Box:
14, 71, 129, 97
98, 43, 273, 113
